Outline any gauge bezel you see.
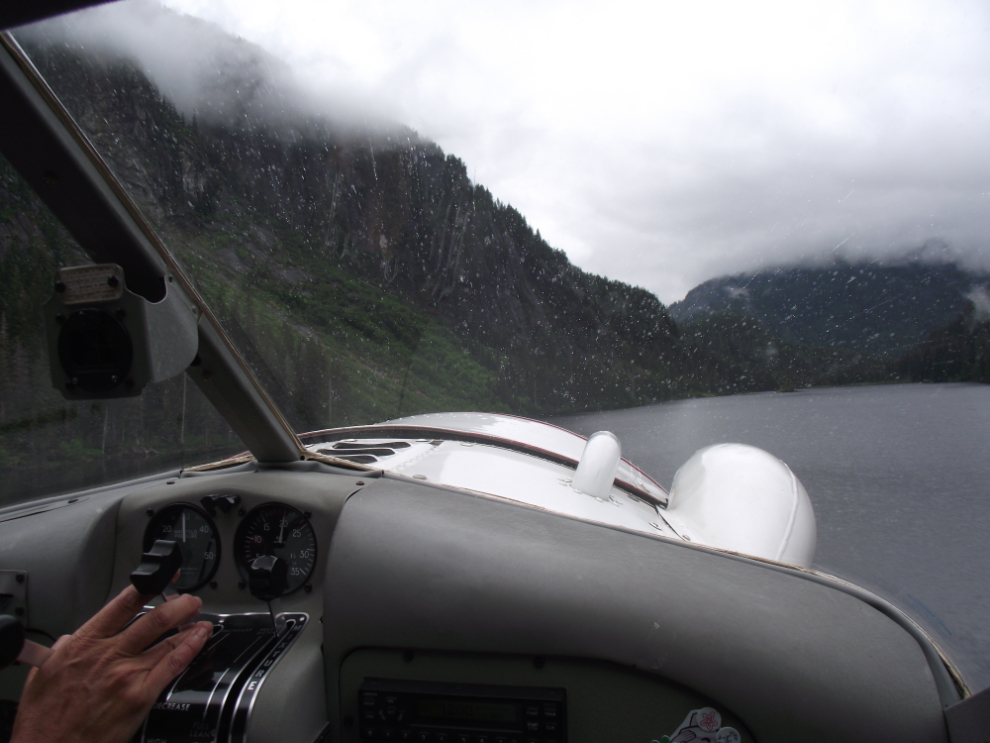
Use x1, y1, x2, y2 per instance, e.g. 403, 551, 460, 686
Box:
143, 502, 221, 592
234, 502, 317, 595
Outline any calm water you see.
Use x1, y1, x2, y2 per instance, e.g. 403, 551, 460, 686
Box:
551, 383, 990, 692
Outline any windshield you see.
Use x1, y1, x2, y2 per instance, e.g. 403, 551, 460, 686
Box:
0, 152, 242, 503
2, 0, 989, 691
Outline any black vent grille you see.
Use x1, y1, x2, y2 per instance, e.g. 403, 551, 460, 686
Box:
317, 440, 412, 464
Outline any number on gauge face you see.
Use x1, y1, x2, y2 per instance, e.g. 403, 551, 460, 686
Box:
144, 503, 220, 592
235, 503, 317, 594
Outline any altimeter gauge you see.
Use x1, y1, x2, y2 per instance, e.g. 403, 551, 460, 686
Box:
144, 503, 220, 592
235, 503, 317, 595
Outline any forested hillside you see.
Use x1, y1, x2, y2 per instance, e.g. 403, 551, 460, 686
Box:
892, 287, 990, 384
670, 262, 987, 357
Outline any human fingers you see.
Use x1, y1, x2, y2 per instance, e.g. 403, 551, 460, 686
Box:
144, 622, 212, 694
162, 570, 182, 601
74, 586, 149, 642
21, 664, 39, 688
139, 622, 211, 666
117, 594, 202, 655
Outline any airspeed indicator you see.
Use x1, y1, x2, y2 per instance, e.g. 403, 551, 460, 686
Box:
235, 503, 317, 594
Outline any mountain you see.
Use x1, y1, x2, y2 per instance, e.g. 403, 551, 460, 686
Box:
670, 262, 989, 358
3, 32, 707, 447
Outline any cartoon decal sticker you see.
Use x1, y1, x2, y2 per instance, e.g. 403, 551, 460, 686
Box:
651, 707, 741, 743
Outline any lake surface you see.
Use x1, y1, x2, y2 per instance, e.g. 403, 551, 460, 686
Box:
551, 382, 990, 692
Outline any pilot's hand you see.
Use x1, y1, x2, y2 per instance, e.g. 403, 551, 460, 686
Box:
10, 585, 212, 743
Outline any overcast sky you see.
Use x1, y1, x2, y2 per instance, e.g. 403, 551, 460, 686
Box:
37, 0, 990, 302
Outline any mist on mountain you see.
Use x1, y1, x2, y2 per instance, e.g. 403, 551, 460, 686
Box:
16, 1, 399, 139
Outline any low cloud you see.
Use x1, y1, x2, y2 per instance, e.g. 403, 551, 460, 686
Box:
16, 1, 401, 138
966, 285, 990, 322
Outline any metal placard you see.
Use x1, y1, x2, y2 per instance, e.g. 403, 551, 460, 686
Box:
56, 264, 124, 305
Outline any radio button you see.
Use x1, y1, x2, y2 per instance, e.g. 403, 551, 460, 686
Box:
543, 704, 558, 717
525, 705, 539, 717
525, 721, 539, 732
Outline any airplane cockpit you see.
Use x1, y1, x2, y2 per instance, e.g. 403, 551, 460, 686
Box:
1, 2, 989, 742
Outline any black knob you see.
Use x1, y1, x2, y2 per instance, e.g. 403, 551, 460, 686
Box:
200, 493, 240, 516
248, 555, 287, 602
0, 615, 25, 670
130, 540, 182, 595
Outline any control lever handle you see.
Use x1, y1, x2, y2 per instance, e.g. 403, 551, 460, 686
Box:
0, 615, 50, 670
200, 493, 240, 516
130, 539, 182, 600
248, 555, 288, 636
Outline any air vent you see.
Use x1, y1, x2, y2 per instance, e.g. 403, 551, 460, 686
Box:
331, 441, 411, 451
322, 453, 378, 464
317, 440, 412, 464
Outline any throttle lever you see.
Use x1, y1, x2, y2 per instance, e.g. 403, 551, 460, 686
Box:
0, 615, 50, 670
130, 539, 182, 601
248, 555, 288, 636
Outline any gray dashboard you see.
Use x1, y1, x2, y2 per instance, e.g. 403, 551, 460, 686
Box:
0, 462, 958, 743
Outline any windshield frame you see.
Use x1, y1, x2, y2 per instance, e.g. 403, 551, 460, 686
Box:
0, 28, 372, 472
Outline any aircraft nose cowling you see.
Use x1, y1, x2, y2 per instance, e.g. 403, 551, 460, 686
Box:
664, 443, 817, 568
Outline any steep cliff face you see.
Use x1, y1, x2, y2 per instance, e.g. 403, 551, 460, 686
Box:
18, 40, 688, 427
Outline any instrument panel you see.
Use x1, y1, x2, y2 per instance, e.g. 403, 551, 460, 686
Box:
141, 497, 318, 595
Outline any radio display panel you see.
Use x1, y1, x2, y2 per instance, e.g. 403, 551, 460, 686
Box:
416, 697, 521, 724
360, 678, 567, 741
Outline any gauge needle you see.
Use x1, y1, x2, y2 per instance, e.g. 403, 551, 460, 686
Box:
277, 513, 285, 546
182, 511, 186, 543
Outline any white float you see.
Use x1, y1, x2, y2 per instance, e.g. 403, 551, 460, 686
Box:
663, 443, 817, 568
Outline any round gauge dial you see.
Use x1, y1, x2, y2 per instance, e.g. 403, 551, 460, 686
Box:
144, 503, 220, 592
235, 503, 317, 594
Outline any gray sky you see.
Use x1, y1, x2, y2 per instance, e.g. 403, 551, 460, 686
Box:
40, 0, 990, 302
